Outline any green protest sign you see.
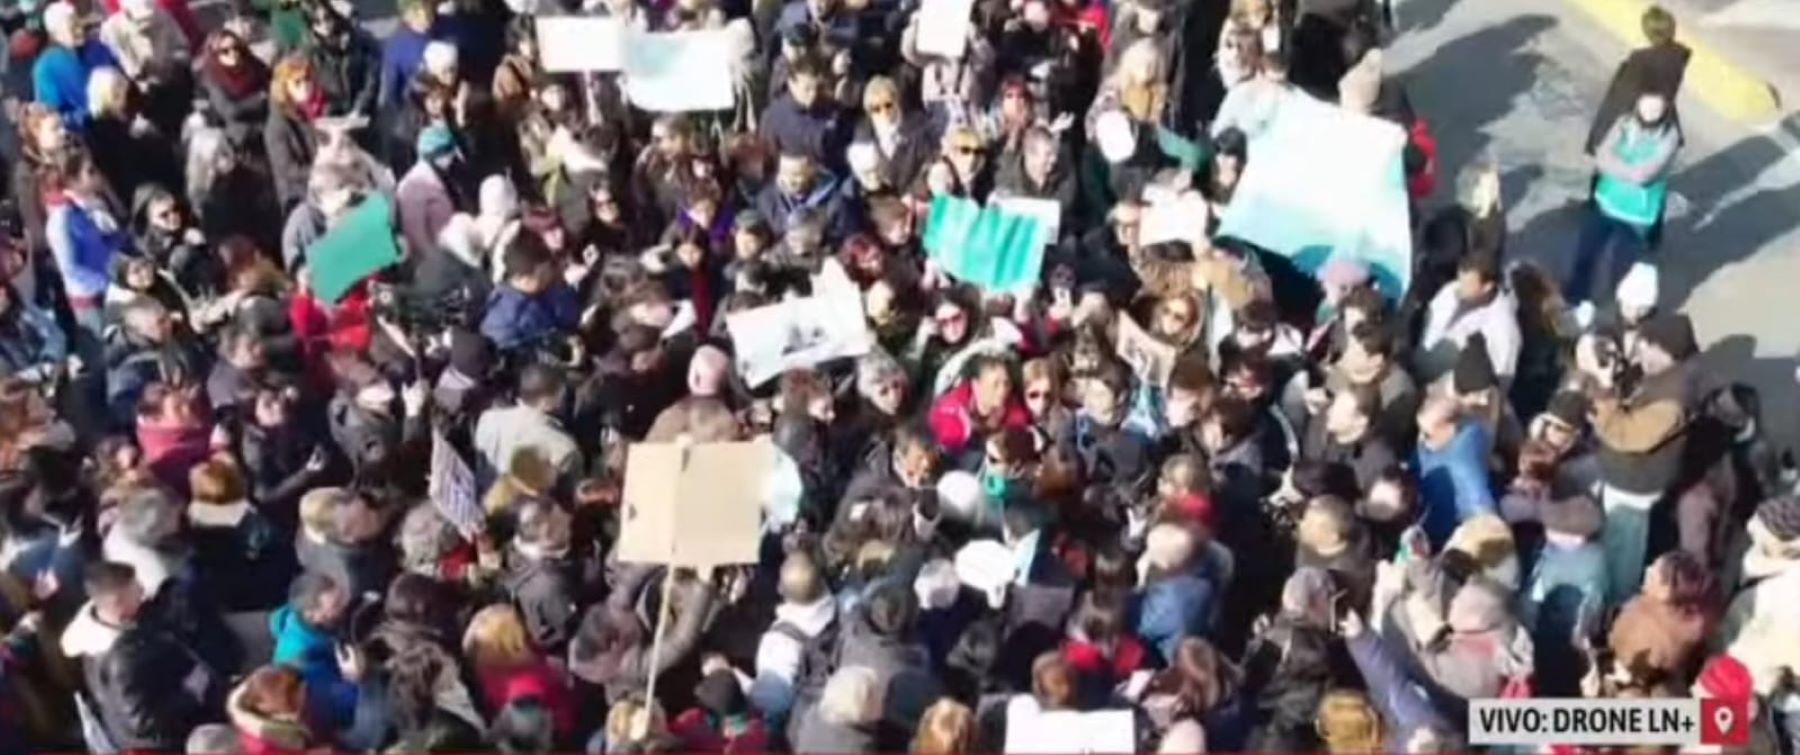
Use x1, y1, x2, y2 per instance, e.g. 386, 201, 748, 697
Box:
922, 195, 1049, 292
306, 194, 401, 304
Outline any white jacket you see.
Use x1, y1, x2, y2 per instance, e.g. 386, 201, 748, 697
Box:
1417, 283, 1522, 386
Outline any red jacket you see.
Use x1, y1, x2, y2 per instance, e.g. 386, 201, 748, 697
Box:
670, 709, 771, 754
928, 380, 1032, 455
1063, 635, 1149, 683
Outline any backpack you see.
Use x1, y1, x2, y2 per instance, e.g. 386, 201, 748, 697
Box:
775, 617, 841, 743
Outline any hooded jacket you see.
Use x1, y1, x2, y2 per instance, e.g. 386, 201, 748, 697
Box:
501, 545, 579, 653
227, 680, 312, 755
1416, 283, 1521, 386
268, 604, 359, 729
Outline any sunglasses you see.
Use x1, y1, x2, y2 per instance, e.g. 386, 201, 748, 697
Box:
1025, 389, 1051, 401
954, 145, 985, 156
868, 100, 896, 113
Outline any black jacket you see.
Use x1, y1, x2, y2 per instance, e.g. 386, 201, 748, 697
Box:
89, 621, 224, 750
303, 33, 381, 119
265, 106, 318, 212
502, 549, 579, 654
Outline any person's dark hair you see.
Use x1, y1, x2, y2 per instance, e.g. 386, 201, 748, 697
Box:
1168, 355, 1215, 395
865, 579, 919, 637
1207, 396, 1257, 443
1458, 247, 1501, 285
787, 53, 827, 82
1090, 545, 1135, 599
1237, 299, 1279, 332
1071, 591, 1127, 644
490, 696, 556, 753
966, 352, 1012, 384
1211, 127, 1248, 165
502, 232, 553, 281
288, 571, 341, 612
1655, 550, 1717, 617
1223, 353, 1273, 392
1641, 6, 1676, 46
51, 146, 95, 190
1147, 637, 1239, 714
1347, 319, 1394, 360
385, 572, 449, 628
84, 561, 137, 599
517, 363, 566, 405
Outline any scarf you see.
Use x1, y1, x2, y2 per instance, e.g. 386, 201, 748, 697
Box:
205, 53, 269, 100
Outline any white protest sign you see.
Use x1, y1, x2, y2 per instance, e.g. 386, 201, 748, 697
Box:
429, 430, 483, 539
617, 439, 774, 567
1115, 314, 1176, 388
914, 0, 976, 58
1215, 95, 1414, 296
622, 30, 736, 112
1004, 708, 1136, 753
725, 259, 873, 385
537, 16, 626, 72
993, 196, 1061, 247
1138, 188, 1211, 247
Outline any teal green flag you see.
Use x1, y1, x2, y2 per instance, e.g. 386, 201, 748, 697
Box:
306, 194, 401, 304
922, 195, 1048, 292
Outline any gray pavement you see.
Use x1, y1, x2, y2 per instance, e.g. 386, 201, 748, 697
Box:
1388, 0, 1800, 447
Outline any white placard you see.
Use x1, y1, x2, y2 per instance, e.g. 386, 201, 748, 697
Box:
913, 0, 976, 58
622, 30, 736, 112
1004, 707, 1136, 753
537, 16, 626, 73
724, 259, 873, 385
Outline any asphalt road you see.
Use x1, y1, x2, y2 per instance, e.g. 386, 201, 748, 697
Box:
1386, 0, 1800, 450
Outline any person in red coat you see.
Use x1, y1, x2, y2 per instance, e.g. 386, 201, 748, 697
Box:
463, 604, 576, 738
928, 354, 1032, 460
670, 668, 771, 754
227, 665, 319, 755
1061, 591, 1150, 709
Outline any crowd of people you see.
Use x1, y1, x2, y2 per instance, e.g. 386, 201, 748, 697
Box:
0, 0, 1789, 750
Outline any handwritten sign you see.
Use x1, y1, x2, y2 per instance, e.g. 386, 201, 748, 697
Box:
724, 259, 873, 386
1115, 314, 1177, 388
429, 430, 483, 539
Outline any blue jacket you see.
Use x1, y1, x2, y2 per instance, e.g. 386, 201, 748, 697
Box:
0, 300, 68, 383
754, 171, 846, 238
269, 604, 358, 730
759, 95, 845, 169
46, 197, 130, 300
378, 27, 431, 108
480, 282, 579, 352
32, 41, 118, 128
1346, 632, 1452, 750
1415, 422, 1495, 546
1134, 566, 1216, 664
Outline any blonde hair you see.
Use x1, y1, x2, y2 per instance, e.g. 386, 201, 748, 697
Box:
911, 699, 974, 753
87, 67, 129, 119
189, 457, 247, 504
1117, 39, 1167, 86
463, 603, 536, 671
819, 666, 883, 725
862, 75, 900, 110
1317, 689, 1382, 753
298, 487, 348, 536
270, 54, 315, 111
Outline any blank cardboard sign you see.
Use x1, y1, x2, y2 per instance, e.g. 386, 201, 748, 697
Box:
618, 440, 773, 567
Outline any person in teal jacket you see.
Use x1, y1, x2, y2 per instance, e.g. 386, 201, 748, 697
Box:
1565, 84, 1679, 308
269, 572, 360, 733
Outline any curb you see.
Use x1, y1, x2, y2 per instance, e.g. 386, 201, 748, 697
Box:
1564, 0, 1783, 125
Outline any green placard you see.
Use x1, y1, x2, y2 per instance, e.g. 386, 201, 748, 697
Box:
306, 194, 401, 304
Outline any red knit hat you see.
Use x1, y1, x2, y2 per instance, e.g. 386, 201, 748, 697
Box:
1699, 654, 1753, 700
